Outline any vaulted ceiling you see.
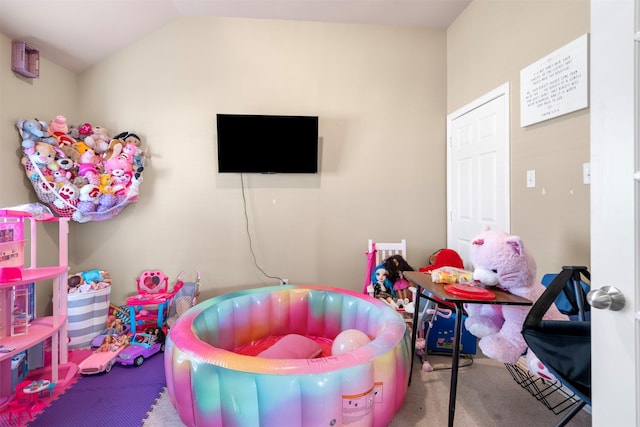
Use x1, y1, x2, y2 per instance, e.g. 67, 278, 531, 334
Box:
0, 0, 470, 73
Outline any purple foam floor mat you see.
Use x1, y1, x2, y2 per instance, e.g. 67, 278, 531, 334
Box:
27, 353, 165, 427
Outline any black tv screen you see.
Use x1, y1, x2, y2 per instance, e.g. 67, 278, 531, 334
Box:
217, 114, 319, 173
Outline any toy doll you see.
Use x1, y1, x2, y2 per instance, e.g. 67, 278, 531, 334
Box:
384, 254, 415, 306
80, 269, 112, 288
99, 334, 116, 352
110, 318, 124, 335
370, 264, 397, 308
116, 334, 130, 348
145, 326, 166, 344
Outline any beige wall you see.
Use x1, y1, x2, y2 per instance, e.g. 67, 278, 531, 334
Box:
447, 0, 591, 278
11, 18, 446, 305
0, 35, 78, 315
1, 1, 592, 309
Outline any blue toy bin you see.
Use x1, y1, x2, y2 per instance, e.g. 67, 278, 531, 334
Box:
426, 313, 477, 355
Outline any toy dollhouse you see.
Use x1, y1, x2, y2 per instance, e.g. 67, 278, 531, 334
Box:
0, 210, 70, 408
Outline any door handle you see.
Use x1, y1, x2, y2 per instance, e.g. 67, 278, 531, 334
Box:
587, 286, 625, 311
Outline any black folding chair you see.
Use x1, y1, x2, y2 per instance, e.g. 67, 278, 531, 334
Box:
522, 266, 591, 427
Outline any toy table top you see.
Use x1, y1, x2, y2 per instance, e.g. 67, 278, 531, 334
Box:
23, 380, 50, 394
403, 271, 533, 306
126, 293, 171, 306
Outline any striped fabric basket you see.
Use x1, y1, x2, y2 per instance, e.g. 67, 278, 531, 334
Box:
67, 287, 111, 349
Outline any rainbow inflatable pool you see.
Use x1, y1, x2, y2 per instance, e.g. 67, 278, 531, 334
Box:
165, 285, 411, 427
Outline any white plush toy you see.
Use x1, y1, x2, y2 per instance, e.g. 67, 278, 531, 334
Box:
464, 227, 568, 380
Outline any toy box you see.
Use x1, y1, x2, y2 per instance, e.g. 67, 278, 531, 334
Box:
67, 287, 111, 349
426, 312, 477, 355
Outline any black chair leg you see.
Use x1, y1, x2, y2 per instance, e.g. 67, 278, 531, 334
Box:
556, 400, 586, 427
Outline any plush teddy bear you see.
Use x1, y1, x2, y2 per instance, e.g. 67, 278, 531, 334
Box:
84, 126, 110, 154
464, 227, 568, 378
21, 141, 60, 181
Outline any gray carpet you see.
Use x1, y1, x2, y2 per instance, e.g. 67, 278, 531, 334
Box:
143, 354, 591, 426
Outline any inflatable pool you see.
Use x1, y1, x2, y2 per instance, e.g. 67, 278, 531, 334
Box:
165, 285, 411, 427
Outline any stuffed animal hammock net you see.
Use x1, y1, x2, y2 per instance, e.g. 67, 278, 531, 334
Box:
17, 117, 148, 223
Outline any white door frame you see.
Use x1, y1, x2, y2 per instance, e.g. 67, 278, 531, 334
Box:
446, 82, 511, 262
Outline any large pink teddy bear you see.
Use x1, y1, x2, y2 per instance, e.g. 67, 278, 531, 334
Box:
464, 227, 568, 379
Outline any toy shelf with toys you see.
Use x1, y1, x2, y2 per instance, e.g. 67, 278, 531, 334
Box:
0, 209, 70, 409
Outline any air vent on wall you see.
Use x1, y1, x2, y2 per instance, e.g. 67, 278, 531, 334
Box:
12, 41, 39, 78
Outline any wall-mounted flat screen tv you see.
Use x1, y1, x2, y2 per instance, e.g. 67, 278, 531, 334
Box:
217, 114, 319, 173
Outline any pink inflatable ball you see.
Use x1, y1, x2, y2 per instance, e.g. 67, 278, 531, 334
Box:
331, 329, 371, 355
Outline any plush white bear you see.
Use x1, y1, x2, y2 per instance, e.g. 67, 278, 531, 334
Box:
464, 227, 568, 380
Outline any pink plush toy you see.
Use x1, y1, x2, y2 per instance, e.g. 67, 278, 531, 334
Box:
464, 227, 568, 380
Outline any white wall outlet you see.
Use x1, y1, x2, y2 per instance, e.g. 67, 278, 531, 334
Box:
583, 163, 591, 184
526, 169, 536, 188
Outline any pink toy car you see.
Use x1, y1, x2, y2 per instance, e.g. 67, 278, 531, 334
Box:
78, 346, 126, 375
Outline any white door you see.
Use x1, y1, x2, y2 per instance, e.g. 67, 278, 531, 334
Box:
590, 1, 639, 425
447, 83, 510, 267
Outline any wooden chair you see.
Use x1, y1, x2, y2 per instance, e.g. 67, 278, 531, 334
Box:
367, 239, 407, 265
368, 239, 456, 374
367, 238, 428, 319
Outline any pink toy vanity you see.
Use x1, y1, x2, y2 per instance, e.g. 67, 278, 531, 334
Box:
125, 270, 183, 333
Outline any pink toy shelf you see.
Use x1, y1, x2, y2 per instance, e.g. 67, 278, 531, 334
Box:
0, 209, 70, 409
0, 211, 28, 338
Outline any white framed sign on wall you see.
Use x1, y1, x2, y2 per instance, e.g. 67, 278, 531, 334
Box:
520, 33, 589, 127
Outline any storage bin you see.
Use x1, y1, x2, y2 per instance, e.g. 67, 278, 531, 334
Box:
67, 287, 110, 349
426, 312, 477, 355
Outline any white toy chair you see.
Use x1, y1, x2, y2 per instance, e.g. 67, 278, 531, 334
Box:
368, 239, 407, 265
367, 239, 444, 373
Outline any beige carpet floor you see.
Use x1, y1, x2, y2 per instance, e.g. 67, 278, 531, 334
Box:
143, 354, 591, 426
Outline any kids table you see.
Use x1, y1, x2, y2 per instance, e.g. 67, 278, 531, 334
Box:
403, 271, 532, 427
22, 379, 50, 410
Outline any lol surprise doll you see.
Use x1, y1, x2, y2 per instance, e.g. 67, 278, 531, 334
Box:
384, 254, 415, 306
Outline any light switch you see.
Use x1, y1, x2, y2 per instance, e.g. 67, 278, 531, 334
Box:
526, 170, 536, 188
